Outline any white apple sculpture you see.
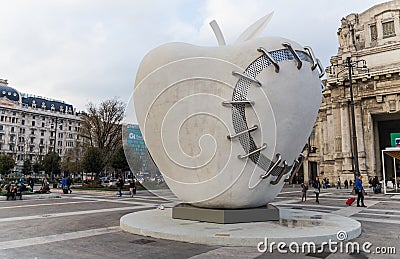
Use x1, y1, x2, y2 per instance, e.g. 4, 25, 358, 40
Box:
133, 13, 324, 209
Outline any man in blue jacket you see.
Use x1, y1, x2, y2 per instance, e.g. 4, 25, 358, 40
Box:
355, 173, 366, 207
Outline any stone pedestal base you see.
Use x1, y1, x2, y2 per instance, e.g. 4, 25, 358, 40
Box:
120, 208, 362, 246
172, 203, 279, 224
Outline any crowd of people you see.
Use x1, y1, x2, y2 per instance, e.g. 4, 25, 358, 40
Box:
116, 176, 136, 197
2, 174, 139, 200
300, 173, 373, 207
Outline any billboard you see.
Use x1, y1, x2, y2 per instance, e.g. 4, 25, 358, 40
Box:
390, 133, 400, 147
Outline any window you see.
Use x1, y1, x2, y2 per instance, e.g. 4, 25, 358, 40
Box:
58, 133, 63, 138
42, 122, 45, 127
370, 24, 377, 41
21, 119, 25, 125
11, 127, 14, 133
383, 21, 395, 38
41, 130, 45, 136
0, 125, 3, 130
32, 121, 36, 126
58, 140, 63, 146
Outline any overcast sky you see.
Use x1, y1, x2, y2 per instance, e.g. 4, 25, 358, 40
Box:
0, 0, 390, 112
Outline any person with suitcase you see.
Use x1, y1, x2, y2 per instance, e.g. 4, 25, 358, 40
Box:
355, 173, 367, 207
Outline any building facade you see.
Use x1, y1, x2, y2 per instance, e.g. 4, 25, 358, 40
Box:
125, 124, 148, 173
0, 79, 83, 173
304, 1, 400, 183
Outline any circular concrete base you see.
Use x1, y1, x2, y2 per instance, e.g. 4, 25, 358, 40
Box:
120, 208, 361, 247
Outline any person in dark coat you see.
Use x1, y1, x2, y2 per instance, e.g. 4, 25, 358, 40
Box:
301, 182, 308, 202
355, 174, 366, 207
117, 177, 124, 197
313, 176, 321, 204
129, 179, 136, 197
27, 176, 34, 192
67, 177, 72, 194
344, 179, 348, 189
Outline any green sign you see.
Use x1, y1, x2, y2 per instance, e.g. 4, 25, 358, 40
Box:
390, 133, 400, 147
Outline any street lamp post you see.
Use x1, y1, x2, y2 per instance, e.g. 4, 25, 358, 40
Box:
330, 57, 368, 178
347, 57, 360, 175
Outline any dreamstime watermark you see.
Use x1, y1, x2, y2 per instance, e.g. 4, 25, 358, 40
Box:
257, 230, 396, 255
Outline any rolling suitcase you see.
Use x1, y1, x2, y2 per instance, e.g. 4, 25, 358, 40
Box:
346, 197, 355, 206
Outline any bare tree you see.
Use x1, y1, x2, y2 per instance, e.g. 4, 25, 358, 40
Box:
80, 98, 125, 164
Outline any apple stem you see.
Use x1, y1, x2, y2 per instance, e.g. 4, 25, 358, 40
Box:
209, 20, 226, 46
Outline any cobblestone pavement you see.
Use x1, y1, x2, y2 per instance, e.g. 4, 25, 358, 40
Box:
0, 186, 398, 259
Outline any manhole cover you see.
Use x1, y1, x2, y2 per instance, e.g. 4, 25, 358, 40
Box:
129, 239, 156, 245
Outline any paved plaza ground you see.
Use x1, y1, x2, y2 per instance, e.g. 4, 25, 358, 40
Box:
0, 185, 398, 258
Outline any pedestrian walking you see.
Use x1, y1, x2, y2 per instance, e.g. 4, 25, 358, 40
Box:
61, 176, 67, 189
117, 176, 124, 197
337, 177, 341, 189
355, 174, 367, 207
313, 176, 321, 204
67, 177, 72, 194
344, 179, 348, 189
301, 182, 308, 202
129, 179, 136, 197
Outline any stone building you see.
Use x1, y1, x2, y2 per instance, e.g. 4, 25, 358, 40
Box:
0, 78, 83, 174
304, 1, 400, 184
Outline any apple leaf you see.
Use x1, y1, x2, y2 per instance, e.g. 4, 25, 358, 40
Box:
235, 12, 274, 43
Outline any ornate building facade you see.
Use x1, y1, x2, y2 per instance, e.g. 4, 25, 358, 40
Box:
0, 78, 83, 173
305, 1, 400, 183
